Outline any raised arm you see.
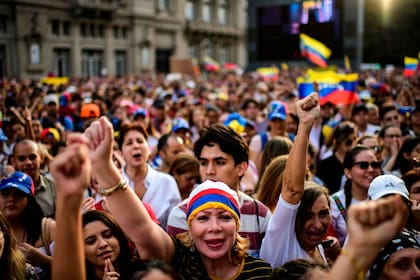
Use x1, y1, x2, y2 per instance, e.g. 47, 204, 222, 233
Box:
326, 195, 408, 280
51, 135, 91, 280
83, 117, 174, 261
282, 93, 320, 205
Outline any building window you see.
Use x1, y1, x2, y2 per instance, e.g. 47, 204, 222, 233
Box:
51, 20, 60, 35
202, 0, 212, 23
81, 49, 103, 77
141, 46, 150, 68
98, 25, 104, 37
54, 48, 70, 77
219, 46, 228, 64
157, 0, 170, 12
90, 24, 96, 37
113, 26, 119, 38
115, 50, 127, 76
62, 21, 70, 36
187, 44, 196, 59
122, 26, 128, 38
0, 18, 6, 34
218, 0, 227, 25
80, 23, 87, 37
185, 1, 195, 21
29, 43, 41, 65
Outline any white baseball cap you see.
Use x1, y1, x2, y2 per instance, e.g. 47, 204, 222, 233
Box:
368, 174, 409, 200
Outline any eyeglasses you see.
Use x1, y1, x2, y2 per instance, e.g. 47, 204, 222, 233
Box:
353, 161, 381, 169
368, 145, 383, 153
385, 134, 401, 138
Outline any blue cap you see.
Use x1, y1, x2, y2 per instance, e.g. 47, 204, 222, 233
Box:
133, 108, 148, 118
267, 101, 288, 121
0, 171, 35, 196
0, 128, 7, 142
172, 118, 190, 132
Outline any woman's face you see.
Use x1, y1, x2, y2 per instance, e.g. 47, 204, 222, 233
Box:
409, 181, 420, 203
405, 143, 420, 169
345, 150, 381, 190
83, 221, 121, 268
336, 132, 357, 154
121, 130, 150, 168
380, 248, 420, 280
174, 171, 199, 197
190, 208, 237, 262
382, 127, 402, 150
301, 195, 331, 251
0, 189, 28, 219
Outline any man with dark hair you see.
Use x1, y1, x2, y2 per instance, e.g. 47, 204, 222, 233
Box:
166, 124, 272, 256
157, 133, 190, 173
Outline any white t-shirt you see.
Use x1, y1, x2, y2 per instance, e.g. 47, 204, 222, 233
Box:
260, 194, 327, 268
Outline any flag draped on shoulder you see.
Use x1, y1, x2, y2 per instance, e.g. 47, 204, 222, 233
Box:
300, 33, 331, 68
403, 56, 417, 77
297, 70, 359, 106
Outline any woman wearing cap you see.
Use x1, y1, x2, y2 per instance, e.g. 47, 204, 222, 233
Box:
83, 117, 272, 279
0, 171, 55, 277
330, 145, 382, 245
368, 230, 420, 280
260, 93, 341, 268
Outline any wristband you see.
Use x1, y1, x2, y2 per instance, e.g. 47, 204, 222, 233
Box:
99, 178, 128, 196
340, 249, 366, 280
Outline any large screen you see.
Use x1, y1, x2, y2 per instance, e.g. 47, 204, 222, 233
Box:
257, 0, 341, 60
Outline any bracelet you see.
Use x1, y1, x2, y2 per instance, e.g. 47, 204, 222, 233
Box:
340, 249, 366, 280
99, 178, 128, 196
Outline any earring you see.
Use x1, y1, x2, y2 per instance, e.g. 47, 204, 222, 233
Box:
190, 242, 195, 252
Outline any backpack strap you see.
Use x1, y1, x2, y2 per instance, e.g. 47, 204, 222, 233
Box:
41, 217, 52, 256
333, 195, 347, 222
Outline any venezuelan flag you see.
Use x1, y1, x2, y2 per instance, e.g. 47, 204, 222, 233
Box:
404, 56, 417, 77
203, 56, 220, 72
297, 71, 359, 106
300, 33, 332, 68
256, 66, 279, 81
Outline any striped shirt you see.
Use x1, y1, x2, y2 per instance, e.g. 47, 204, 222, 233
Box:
171, 238, 272, 279
167, 191, 272, 256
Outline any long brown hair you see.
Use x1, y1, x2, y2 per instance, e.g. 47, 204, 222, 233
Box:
0, 212, 26, 280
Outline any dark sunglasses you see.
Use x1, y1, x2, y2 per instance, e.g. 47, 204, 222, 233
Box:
369, 145, 383, 153
353, 161, 381, 169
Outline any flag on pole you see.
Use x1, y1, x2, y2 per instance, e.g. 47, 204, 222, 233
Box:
256, 66, 279, 81
403, 56, 417, 77
300, 33, 332, 68
203, 56, 220, 72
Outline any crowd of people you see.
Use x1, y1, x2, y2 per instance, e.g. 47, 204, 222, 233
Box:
0, 66, 419, 279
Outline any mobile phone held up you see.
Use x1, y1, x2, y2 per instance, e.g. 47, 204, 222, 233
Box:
320, 239, 334, 248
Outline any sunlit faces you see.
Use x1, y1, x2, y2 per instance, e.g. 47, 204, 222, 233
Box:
198, 144, 246, 190
0, 189, 28, 219
121, 130, 150, 168
344, 150, 381, 190
301, 195, 331, 250
190, 209, 237, 262
380, 248, 420, 280
12, 141, 41, 180
83, 221, 121, 268
409, 181, 420, 203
